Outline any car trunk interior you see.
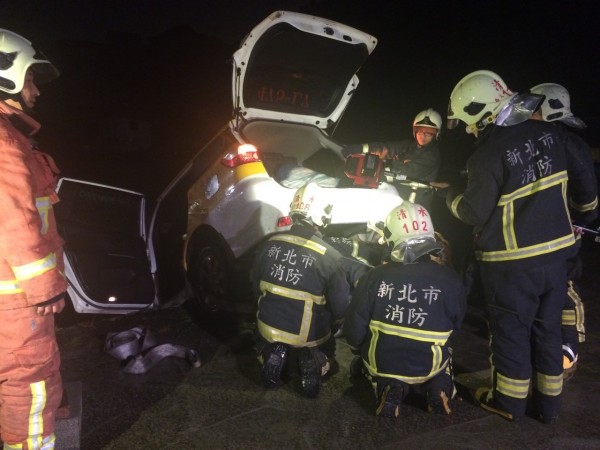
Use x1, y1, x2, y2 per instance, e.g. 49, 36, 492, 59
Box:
239, 119, 347, 182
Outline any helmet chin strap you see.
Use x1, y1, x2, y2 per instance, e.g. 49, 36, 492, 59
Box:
16, 94, 34, 114
476, 111, 494, 130
467, 112, 495, 135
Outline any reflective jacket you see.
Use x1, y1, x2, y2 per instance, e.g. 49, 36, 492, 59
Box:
0, 102, 68, 310
344, 259, 466, 383
447, 121, 597, 266
251, 224, 352, 347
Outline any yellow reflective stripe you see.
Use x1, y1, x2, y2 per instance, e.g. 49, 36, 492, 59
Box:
259, 281, 325, 305
502, 200, 517, 250
569, 195, 598, 212
258, 280, 326, 346
40, 434, 56, 450
561, 309, 576, 326
27, 381, 47, 450
567, 281, 586, 343
449, 194, 463, 220
369, 369, 445, 384
351, 239, 360, 259
535, 372, 563, 396
370, 320, 451, 345
496, 372, 530, 399
367, 327, 380, 374
269, 235, 327, 255
497, 171, 568, 205
0, 279, 23, 294
256, 318, 330, 347
4, 442, 23, 449
35, 196, 52, 234
476, 233, 575, 262
478, 171, 574, 261
364, 323, 449, 384
12, 253, 57, 281
431, 344, 443, 373
35, 197, 52, 208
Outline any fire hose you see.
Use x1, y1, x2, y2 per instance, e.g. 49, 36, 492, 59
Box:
104, 326, 202, 374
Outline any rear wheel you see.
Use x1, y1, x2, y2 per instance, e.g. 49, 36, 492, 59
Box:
187, 237, 232, 313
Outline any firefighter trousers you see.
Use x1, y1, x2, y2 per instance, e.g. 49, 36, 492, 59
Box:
480, 259, 566, 420
0, 307, 62, 449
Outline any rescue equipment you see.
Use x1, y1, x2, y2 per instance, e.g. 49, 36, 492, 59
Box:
104, 326, 201, 374
344, 153, 384, 188
343, 152, 435, 203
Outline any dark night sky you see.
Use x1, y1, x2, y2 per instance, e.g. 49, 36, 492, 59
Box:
3, 0, 598, 113
1, 0, 599, 189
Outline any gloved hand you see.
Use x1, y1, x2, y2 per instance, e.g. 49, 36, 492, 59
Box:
430, 181, 451, 198
341, 144, 363, 158
35, 292, 66, 316
331, 318, 344, 335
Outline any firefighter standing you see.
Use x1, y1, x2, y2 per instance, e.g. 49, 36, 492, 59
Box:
344, 203, 466, 417
250, 183, 358, 398
443, 70, 598, 423
529, 83, 598, 379
342, 109, 442, 210
0, 29, 68, 448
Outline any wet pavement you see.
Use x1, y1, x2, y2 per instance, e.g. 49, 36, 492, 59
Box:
51, 238, 600, 450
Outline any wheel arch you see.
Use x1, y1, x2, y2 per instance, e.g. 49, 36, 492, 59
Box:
184, 225, 235, 272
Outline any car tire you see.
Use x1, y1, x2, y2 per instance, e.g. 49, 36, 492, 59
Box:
186, 231, 233, 314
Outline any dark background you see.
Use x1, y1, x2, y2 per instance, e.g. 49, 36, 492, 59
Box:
2, 0, 599, 197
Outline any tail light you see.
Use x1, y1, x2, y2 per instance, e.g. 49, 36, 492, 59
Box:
221, 144, 261, 168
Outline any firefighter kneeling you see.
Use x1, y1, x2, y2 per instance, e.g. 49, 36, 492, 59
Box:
251, 183, 355, 398
344, 203, 467, 417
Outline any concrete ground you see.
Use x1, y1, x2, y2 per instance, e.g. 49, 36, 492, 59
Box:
50, 238, 600, 450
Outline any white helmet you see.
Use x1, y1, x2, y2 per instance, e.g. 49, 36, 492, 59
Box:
382, 203, 441, 264
366, 199, 404, 245
290, 183, 333, 228
0, 29, 59, 95
530, 83, 586, 129
447, 70, 515, 135
413, 108, 442, 138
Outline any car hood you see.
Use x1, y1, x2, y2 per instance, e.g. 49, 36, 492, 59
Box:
231, 10, 377, 131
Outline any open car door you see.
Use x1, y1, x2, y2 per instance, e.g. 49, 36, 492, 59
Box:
55, 178, 156, 314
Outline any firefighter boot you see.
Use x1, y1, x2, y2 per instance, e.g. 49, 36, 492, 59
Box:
262, 342, 289, 388
474, 387, 517, 421
427, 389, 452, 415
375, 382, 404, 418
299, 347, 321, 398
